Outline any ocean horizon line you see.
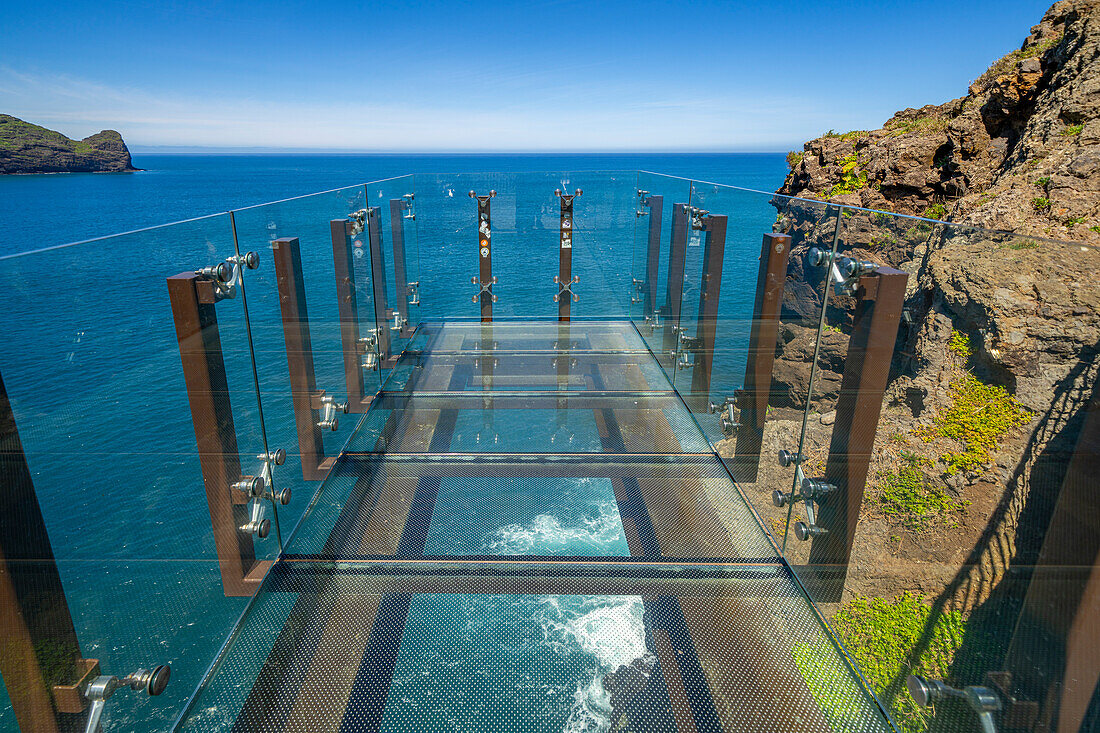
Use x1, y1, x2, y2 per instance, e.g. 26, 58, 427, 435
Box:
128, 147, 791, 156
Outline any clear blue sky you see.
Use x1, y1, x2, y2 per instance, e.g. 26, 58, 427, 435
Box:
0, 0, 1053, 151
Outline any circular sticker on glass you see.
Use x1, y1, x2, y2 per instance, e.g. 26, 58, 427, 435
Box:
480, 247, 489, 257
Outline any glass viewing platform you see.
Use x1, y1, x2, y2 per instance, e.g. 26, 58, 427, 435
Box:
0, 172, 1097, 732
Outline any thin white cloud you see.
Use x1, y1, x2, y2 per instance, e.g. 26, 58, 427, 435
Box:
0, 66, 859, 150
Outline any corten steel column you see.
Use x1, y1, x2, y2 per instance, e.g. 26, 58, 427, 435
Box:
168, 272, 268, 597
687, 214, 728, 412
554, 189, 580, 322
389, 198, 415, 338
1000, 377, 1100, 732
807, 266, 908, 599
661, 203, 689, 359
471, 191, 496, 322
365, 207, 393, 363
642, 194, 664, 317
331, 219, 369, 413
732, 233, 792, 483
272, 237, 336, 481
0, 372, 96, 730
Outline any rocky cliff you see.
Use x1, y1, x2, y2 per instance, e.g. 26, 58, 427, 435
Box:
0, 115, 138, 174
781, 0, 1099, 242
758, 0, 1100, 611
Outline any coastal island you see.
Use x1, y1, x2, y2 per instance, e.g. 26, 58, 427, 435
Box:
0, 114, 138, 174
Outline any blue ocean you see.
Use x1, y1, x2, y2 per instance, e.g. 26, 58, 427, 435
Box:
0, 153, 787, 732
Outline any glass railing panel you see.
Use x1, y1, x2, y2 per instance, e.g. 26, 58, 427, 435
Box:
655, 181, 840, 554
365, 175, 419, 359
631, 172, 694, 365
231, 185, 374, 539
410, 172, 636, 321
0, 215, 277, 730
784, 205, 1100, 732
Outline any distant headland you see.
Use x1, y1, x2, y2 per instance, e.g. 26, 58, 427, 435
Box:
0, 114, 138, 174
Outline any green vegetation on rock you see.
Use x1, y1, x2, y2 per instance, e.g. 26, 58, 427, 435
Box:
827, 154, 868, 197
1031, 196, 1051, 212
831, 594, 967, 733
787, 150, 804, 169
824, 129, 867, 141
949, 330, 972, 359
922, 372, 1031, 475
978, 33, 1062, 85
885, 116, 948, 137
922, 203, 947, 220
1061, 123, 1084, 136
878, 452, 968, 530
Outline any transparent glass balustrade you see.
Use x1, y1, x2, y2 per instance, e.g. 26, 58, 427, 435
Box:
0, 170, 1096, 733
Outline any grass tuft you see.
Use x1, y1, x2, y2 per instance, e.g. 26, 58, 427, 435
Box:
922, 203, 947, 221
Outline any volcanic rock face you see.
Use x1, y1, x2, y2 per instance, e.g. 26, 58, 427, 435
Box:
0, 115, 138, 174
763, 0, 1100, 609
780, 0, 1100, 242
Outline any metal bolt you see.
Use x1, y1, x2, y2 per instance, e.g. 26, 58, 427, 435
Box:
772, 490, 790, 508
793, 521, 826, 541
233, 476, 263, 497
273, 488, 292, 506
808, 247, 828, 267
777, 449, 802, 467
240, 517, 270, 538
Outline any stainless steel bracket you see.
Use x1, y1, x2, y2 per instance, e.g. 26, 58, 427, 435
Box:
553, 275, 579, 303
197, 251, 258, 301
808, 247, 879, 297
317, 394, 349, 431
472, 275, 498, 303
907, 676, 1002, 733
83, 666, 170, 733
773, 450, 835, 540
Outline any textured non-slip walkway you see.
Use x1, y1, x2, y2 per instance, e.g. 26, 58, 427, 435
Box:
176, 321, 892, 733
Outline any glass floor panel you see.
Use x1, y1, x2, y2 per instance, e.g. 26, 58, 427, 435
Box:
408, 320, 650, 354
346, 394, 710, 454
176, 564, 891, 732
382, 351, 674, 393
174, 320, 892, 732
283, 456, 778, 561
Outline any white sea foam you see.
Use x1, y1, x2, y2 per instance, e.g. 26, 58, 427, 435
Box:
536, 597, 648, 733
485, 500, 624, 555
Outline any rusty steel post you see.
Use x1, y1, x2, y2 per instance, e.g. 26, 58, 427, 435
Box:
0, 371, 97, 730
999, 375, 1100, 731
331, 220, 370, 413
643, 194, 664, 318
555, 190, 579, 322
473, 192, 495, 322
272, 237, 335, 481
389, 198, 415, 338
365, 207, 393, 363
687, 214, 728, 412
807, 267, 908, 599
732, 233, 792, 483
661, 203, 689, 360
168, 272, 268, 596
